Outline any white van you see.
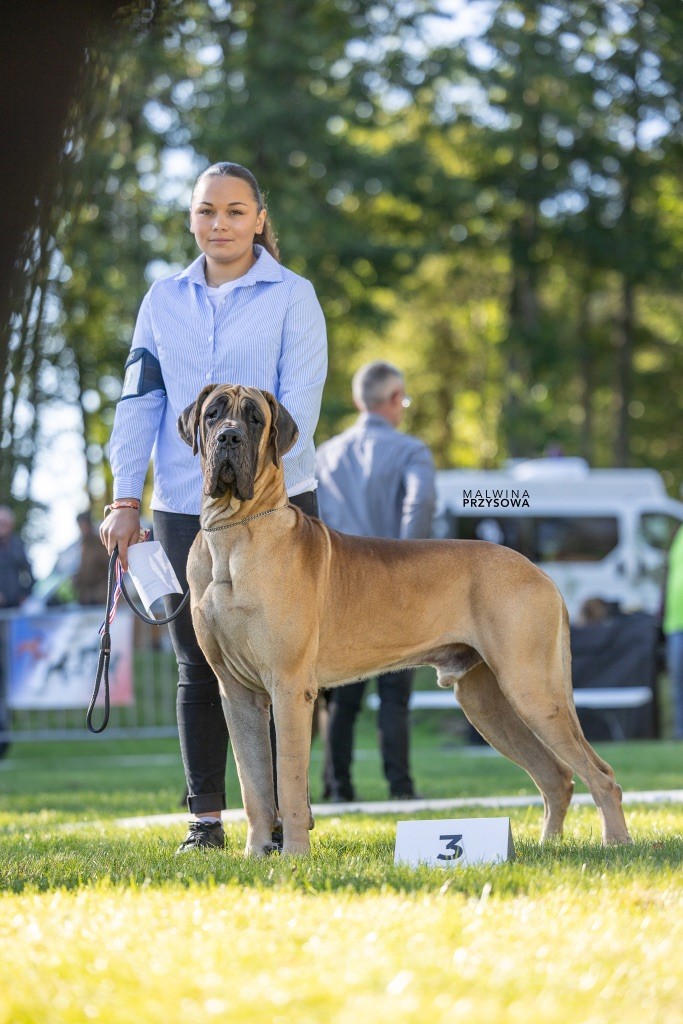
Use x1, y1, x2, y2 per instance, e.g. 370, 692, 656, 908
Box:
433, 458, 683, 622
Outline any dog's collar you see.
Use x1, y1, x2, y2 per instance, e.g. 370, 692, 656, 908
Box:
201, 504, 290, 533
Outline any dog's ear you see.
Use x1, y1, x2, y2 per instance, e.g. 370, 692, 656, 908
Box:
263, 392, 299, 467
177, 385, 216, 456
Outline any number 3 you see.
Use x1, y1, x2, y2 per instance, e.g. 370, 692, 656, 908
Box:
438, 834, 464, 860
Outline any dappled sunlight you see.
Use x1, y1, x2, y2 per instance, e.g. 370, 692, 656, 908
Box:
1, 861, 682, 1024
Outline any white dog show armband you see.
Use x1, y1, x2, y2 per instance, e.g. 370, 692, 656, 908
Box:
121, 348, 166, 400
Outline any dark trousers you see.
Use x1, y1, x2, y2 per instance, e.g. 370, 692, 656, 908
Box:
324, 669, 415, 800
154, 490, 318, 815
0, 626, 10, 758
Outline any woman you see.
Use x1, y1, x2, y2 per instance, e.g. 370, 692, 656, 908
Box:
101, 162, 327, 851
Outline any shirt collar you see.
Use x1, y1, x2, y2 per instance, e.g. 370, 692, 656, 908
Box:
358, 412, 395, 431
174, 245, 284, 288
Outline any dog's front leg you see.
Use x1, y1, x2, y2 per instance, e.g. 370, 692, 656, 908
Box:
219, 680, 278, 857
272, 681, 317, 855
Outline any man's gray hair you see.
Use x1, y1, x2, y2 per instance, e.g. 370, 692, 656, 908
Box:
352, 361, 404, 411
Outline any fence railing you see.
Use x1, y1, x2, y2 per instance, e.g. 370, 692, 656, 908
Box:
0, 605, 178, 744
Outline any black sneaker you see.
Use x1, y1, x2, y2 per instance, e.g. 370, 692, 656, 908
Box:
175, 820, 225, 855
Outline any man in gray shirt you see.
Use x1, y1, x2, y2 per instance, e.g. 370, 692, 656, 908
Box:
316, 361, 436, 800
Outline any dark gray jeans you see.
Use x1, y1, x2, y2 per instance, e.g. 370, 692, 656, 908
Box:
154, 490, 318, 814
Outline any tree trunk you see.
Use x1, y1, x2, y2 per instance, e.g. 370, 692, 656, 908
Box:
504, 211, 539, 457
577, 284, 594, 464
614, 277, 635, 467
0, 1, 163, 446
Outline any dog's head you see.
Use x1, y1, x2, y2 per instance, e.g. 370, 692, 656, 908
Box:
177, 384, 299, 502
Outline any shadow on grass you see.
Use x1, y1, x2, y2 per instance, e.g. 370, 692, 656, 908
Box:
2, 820, 681, 898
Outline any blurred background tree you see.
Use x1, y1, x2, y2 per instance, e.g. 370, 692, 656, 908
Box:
2, 0, 681, 564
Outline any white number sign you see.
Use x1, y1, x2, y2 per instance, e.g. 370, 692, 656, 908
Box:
394, 817, 515, 868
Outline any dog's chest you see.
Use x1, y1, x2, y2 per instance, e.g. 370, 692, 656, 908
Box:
204, 581, 274, 689
207, 573, 266, 641
190, 545, 245, 635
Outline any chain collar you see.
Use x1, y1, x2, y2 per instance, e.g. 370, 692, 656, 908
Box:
201, 504, 290, 533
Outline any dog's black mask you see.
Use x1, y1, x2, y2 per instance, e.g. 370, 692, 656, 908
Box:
177, 385, 300, 502
202, 395, 265, 501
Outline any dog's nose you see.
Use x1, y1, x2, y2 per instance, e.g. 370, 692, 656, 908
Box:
216, 428, 242, 448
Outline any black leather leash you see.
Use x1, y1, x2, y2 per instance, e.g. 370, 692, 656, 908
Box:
86, 545, 190, 734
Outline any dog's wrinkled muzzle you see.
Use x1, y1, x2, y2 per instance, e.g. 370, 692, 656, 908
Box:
204, 432, 255, 501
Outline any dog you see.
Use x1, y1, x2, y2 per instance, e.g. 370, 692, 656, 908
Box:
178, 384, 632, 855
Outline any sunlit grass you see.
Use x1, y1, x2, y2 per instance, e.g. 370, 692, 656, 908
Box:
1, 733, 682, 1022
1, 808, 682, 1024
1, 805, 682, 894
3, 885, 683, 1024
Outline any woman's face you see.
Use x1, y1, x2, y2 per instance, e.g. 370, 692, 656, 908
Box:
190, 175, 266, 268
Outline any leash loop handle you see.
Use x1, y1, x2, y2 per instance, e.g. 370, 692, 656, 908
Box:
86, 552, 118, 734
87, 544, 191, 734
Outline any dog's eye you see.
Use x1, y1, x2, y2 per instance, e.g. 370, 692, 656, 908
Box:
250, 410, 263, 425
206, 408, 218, 421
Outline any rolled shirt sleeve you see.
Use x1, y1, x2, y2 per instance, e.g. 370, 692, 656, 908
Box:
400, 446, 436, 539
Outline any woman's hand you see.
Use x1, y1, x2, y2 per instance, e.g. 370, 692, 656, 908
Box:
99, 508, 141, 572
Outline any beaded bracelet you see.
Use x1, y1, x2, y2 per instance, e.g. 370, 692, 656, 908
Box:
104, 500, 141, 516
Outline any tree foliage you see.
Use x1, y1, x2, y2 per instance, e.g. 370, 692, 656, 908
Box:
2, 0, 682, 550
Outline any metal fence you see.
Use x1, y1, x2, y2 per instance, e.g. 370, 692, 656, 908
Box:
0, 606, 178, 744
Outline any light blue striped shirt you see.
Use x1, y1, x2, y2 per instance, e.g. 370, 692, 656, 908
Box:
110, 246, 327, 514
316, 414, 436, 540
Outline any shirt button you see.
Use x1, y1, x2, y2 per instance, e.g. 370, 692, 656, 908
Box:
205, 372, 211, 379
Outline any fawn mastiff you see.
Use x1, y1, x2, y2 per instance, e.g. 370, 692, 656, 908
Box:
178, 384, 632, 855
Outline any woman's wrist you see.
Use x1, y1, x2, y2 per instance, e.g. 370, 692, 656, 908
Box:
104, 498, 141, 516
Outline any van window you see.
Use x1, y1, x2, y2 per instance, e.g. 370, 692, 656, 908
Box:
449, 515, 535, 560
638, 513, 682, 552
442, 514, 618, 563
535, 517, 618, 562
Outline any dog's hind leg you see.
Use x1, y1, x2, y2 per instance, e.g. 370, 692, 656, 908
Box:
219, 679, 279, 857
455, 662, 575, 840
499, 674, 631, 845
491, 617, 632, 845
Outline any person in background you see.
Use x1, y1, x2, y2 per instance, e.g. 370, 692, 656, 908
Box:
315, 361, 436, 801
101, 162, 327, 852
576, 597, 613, 628
664, 526, 683, 739
0, 506, 34, 610
0, 505, 34, 759
72, 512, 111, 605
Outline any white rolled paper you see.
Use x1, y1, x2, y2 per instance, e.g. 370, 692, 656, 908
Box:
126, 541, 183, 614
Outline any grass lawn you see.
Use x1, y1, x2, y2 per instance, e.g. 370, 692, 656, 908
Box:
1, 715, 682, 1023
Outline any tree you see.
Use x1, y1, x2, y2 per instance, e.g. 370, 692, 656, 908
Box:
0, 2, 169, 530
4, 0, 683, 550
419, 0, 682, 469
2, 0, 455, 532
